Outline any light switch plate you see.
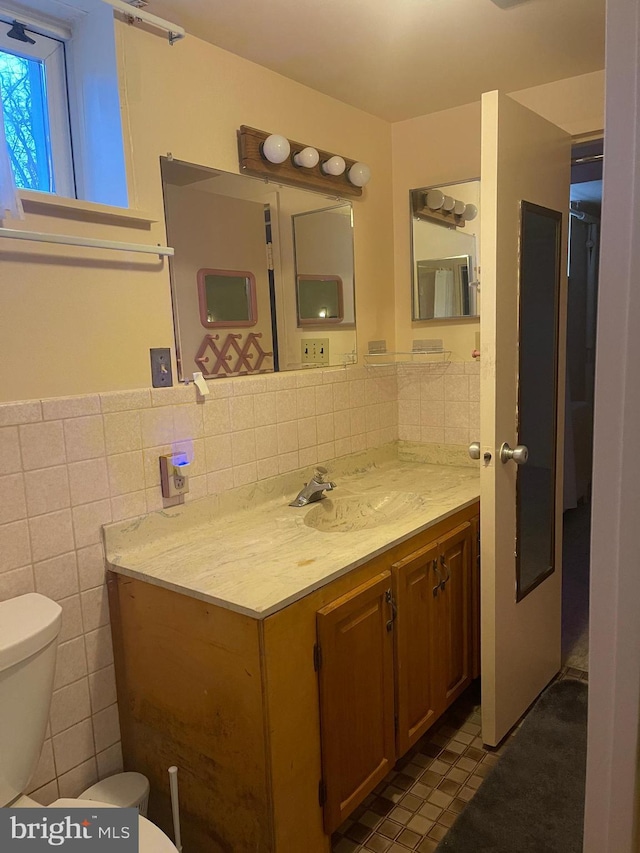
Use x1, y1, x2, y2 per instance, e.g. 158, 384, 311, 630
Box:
301, 339, 330, 365
151, 348, 173, 388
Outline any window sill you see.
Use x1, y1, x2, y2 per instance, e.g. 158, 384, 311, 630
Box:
19, 190, 158, 226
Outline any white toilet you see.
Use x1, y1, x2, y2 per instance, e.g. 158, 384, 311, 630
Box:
0, 593, 178, 852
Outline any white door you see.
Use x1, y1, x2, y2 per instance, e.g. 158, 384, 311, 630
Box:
479, 90, 571, 746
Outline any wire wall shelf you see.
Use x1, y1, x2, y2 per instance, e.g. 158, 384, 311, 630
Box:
364, 350, 452, 369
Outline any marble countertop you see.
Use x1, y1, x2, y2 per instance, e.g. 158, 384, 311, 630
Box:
104, 446, 480, 620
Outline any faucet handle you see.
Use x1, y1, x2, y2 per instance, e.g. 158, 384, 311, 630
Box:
314, 466, 329, 483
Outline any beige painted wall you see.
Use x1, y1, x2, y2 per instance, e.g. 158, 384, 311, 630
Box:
0, 23, 393, 403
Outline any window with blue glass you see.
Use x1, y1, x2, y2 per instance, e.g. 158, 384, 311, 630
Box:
0, 20, 74, 196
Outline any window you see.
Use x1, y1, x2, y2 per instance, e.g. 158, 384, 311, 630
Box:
0, 19, 74, 196
0, 0, 129, 209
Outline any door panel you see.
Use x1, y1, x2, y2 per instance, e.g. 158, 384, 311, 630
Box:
392, 541, 440, 755
480, 90, 570, 745
317, 571, 395, 833
438, 524, 472, 704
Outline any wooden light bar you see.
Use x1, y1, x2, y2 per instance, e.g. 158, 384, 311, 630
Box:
238, 125, 364, 198
411, 191, 466, 228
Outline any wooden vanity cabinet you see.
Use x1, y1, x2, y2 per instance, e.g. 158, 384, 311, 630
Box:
316, 572, 396, 831
108, 500, 480, 853
315, 518, 476, 833
392, 541, 441, 756
437, 523, 473, 707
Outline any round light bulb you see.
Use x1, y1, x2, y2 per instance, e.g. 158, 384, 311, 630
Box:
442, 195, 455, 212
321, 155, 346, 176
347, 162, 371, 187
463, 203, 478, 221
426, 189, 445, 210
293, 147, 320, 168
261, 134, 291, 164
453, 199, 466, 216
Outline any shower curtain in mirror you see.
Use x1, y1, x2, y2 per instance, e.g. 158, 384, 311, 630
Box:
0, 82, 24, 220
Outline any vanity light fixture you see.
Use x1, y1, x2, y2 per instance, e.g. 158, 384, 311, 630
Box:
426, 189, 445, 210
415, 189, 477, 228
293, 146, 320, 168
262, 134, 291, 164
238, 125, 368, 198
347, 162, 371, 187
463, 203, 478, 221
321, 155, 346, 176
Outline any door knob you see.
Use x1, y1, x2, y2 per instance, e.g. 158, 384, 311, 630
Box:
500, 442, 529, 465
468, 441, 481, 460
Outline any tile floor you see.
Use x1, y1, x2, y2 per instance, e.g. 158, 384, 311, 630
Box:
331, 668, 588, 853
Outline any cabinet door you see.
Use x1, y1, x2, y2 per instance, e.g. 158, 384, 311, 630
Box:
437, 523, 472, 706
392, 541, 441, 755
317, 571, 395, 833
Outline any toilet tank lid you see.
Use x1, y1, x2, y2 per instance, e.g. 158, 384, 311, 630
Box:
0, 594, 62, 672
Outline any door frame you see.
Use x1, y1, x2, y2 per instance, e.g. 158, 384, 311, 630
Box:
585, 0, 640, 849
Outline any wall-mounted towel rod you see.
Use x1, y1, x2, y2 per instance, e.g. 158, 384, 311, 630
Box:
0, 228, 174, 259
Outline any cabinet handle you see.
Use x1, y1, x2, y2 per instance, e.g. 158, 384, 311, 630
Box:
432, 559, 443, 597
385, 589, 397, 632
440, 554, 451, 590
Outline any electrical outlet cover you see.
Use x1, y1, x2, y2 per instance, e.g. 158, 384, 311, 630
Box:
151, 348, 173, 388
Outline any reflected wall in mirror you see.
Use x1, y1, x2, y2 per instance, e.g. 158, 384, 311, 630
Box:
161, 158, 357, 379
296, 276, 344, 324
197, 269, 257, 327
293, 204, 355, 329
410, 180, 480, 321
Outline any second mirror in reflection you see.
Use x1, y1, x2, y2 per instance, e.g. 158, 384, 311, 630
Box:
410, 179, 480, 321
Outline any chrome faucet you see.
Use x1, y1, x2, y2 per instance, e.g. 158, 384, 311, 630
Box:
289, 466, 337, 507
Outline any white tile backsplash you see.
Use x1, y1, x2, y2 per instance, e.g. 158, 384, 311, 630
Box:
0, 473, 27, 524
0, 363, 417, 797
34, 552, 79, 601
24, 466, 71, 517
397, 363, 479, 446
20, 421, 66, 470
0, 427, 22, 474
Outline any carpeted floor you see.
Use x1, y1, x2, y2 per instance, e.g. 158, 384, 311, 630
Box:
435, 678, 588, 853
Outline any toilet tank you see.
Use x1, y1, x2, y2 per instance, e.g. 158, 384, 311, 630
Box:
0, 593, 62, 807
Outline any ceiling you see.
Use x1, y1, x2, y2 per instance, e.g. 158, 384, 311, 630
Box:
147, 0, 605, 122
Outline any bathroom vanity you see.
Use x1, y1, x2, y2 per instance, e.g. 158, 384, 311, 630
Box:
105, 448, 479, 853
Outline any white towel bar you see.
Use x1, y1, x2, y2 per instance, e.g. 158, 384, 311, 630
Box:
0, 228, 174, 258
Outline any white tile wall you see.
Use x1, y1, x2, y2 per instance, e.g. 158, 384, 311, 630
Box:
0, 361, 476, 800
397, 361, 480, 446
0, 364, 398, 800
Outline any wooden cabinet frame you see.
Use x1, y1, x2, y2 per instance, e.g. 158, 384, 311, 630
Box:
109, 501, 480, 852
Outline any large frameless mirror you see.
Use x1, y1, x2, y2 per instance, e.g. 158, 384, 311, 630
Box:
161, 158, 357, 380
516, 201, 562, 600
410, 180, 480, 321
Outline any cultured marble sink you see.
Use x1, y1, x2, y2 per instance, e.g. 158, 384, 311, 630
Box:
303, 492, 427, 533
